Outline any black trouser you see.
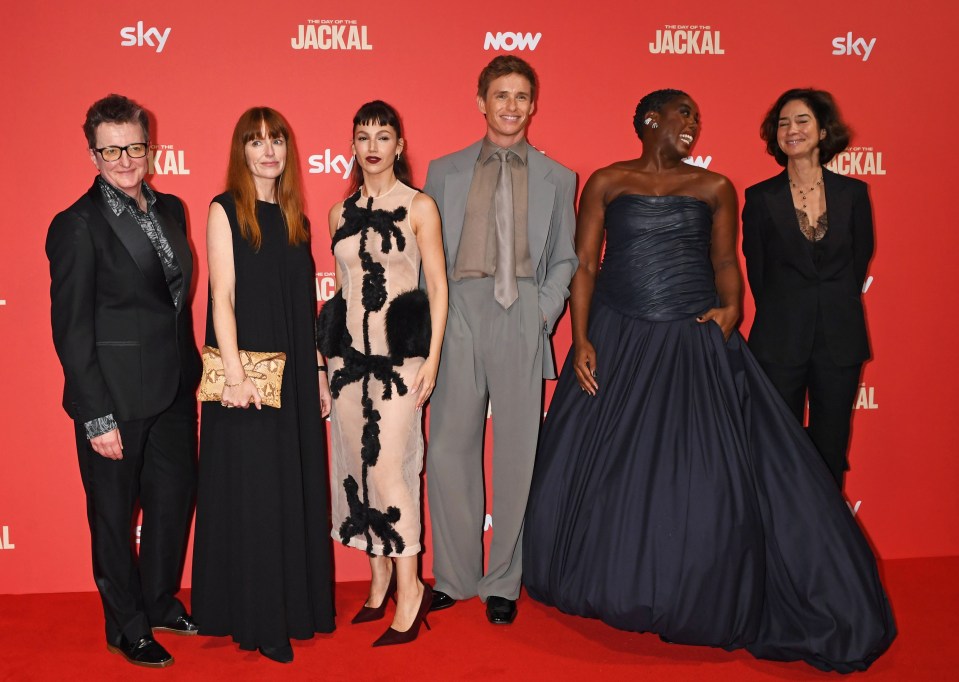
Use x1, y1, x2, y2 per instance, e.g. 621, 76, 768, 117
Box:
758, 322, 862, 490
73, 386, 197, 645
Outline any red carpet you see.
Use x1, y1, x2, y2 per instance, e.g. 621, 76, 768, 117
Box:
1, 556, 954, 681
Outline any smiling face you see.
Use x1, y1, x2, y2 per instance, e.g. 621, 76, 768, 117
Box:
478, 73, 535, 147
89, 121, 149, 199
776, 99, 825, 163
352, 122, 403, 181
244, 124, 287, 195
650, 95, 701, 155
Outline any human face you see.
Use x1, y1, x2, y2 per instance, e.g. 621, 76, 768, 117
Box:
244, 125, 287, 195
650, 95, 701, 155
89, 121, 149, 199
776, 99, 825, 163
352, 122, 404, 180
477, 73, 535, 147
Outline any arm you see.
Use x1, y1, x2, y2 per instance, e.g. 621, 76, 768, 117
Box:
410, 192, 448, 408
698, 176, 743, 339
317, 202, 347, 417
740, 186, 766, 307
46, 210, 124, 459
538, 172, 579, 332
569, 171, 608, 395
850, 182, 875, 289
207, 201, 261, 409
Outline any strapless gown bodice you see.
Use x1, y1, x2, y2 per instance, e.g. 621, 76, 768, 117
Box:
595, 195, 715, 320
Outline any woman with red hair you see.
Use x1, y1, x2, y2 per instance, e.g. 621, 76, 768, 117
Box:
192, 107, 335, 663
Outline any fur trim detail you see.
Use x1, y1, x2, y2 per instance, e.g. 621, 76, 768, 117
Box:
385, 289, 431, 363
316, 290, 347, 358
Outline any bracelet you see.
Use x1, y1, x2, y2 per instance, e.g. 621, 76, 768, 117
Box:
318, 365, 328, 372
224, 376, 247, 388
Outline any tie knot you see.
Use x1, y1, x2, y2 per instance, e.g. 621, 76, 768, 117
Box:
496, 149, 511, 164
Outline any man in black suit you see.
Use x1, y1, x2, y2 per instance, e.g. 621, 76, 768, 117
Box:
46, 94, 202, 668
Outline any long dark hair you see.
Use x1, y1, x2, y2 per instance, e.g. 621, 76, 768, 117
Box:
347, 100, 413, 196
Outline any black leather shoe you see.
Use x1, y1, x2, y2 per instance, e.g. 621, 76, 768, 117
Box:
258, 643, 294, 663
153, 614, 199, 636
107, 635, 174, 668
486, 596, 517, 625
430, 589, 457, 612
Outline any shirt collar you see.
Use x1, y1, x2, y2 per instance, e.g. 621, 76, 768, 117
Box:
97, 176, 156, 216
479, 137, 529, 165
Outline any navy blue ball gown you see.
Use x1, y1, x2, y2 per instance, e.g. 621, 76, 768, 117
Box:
522, 195, 895, 673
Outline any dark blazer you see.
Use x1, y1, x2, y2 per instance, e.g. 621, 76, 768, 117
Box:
46, 179, 201, 424
742, 168, 874, 367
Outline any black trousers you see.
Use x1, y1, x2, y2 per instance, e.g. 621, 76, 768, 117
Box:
73, 385, 197, 645
757, 322, 862, 489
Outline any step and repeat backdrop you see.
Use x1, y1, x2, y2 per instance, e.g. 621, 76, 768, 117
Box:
2, 0, 957, 593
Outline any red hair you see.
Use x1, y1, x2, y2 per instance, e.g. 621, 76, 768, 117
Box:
226, 107, 308, 250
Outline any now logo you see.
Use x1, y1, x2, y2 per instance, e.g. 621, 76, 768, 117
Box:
120, 21, 171, 53
484, 31, 542, 51
683, 155, 712, 169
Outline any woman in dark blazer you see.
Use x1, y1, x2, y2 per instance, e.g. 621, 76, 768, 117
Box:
742, 88, 874, 489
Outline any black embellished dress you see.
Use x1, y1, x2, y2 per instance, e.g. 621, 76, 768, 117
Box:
522, 195, 895, 673
324, 182, 428, 557
192, 193, 335, 649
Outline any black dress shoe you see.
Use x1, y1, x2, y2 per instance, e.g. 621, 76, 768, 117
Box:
153, 614, 199, 636
258, 643, 294, 663
430, 589, 457, 612
107, 635, 174, 668
485, 596, 517, 625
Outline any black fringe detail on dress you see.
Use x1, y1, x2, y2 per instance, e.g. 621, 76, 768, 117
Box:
316, 290, 347, 358
385, 289, 431, 363
331, 189, 417, 556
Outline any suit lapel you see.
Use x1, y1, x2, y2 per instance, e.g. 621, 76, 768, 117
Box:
763, 170, 816, 275
87, 181, 171, 304
822, 168, 850, 245
527, 150, 555, 269
154, 197, 192, 311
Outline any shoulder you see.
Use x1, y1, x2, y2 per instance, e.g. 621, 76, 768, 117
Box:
411, 190, 438, 214
745, 172, 786, 197
529, 145, 575, 184
824, 167, 867, 192
429, 140, 483, 170
211, 191, 234, 209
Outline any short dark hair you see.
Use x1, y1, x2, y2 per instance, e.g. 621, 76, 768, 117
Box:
347, 100, 414, 196
760, 88, 851, 166
632, 89, 689, 140
477, 55, 538, 100
83, 94, 150, 148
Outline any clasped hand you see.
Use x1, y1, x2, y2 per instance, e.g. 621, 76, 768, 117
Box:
221, 377, 262, 410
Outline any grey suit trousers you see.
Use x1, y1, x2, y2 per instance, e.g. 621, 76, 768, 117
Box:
427, 277, 544, 601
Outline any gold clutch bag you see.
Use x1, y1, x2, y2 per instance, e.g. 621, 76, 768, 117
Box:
197, 345, 287, 409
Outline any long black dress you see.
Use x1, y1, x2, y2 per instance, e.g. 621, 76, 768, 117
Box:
192, 193, 335, 650
523, 195, 895, 673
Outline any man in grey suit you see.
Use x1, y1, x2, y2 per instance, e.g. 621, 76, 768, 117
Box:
424, 55, 577, 624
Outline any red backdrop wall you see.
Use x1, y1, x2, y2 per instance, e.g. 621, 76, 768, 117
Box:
2, 0, 957, 594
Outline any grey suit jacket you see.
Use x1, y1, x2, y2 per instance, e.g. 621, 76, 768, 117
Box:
424, 139, 577, 379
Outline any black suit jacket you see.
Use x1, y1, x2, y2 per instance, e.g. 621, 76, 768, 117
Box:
46, 180, 201, 423
742, 168, 874, 367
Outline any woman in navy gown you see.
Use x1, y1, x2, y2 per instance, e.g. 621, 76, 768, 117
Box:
522, 90, 895, 673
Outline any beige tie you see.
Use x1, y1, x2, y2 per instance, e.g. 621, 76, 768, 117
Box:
493, 149, 518, 309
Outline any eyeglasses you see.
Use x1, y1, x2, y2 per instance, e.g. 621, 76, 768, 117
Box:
93, 143, 148, 162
